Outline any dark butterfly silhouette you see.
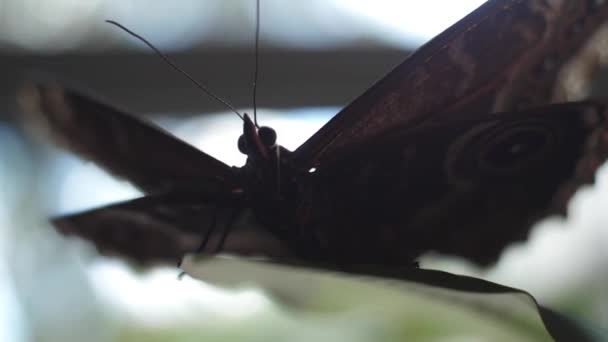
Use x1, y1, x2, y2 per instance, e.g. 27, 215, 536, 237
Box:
17, 0, 608, 268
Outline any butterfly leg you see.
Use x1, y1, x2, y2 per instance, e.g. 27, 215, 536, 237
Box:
177, 206, 220, 274
213, 207, 242, 253
196, 205, 219, 254
177, 203, 218, 270
193, 179, 236, 255
177, 206, 240, 275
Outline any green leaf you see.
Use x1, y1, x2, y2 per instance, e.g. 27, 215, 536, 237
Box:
182, 255, 606, 341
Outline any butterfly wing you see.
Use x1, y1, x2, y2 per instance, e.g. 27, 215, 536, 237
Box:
293, 0, 608, 169
18, 81, 237, 193
297, 102, 608, 265
54, 190, 293, 265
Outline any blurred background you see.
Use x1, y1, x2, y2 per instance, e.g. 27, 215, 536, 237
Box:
2, 0, 608, 341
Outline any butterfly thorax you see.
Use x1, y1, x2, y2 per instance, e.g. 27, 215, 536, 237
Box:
237, 114, 303, 246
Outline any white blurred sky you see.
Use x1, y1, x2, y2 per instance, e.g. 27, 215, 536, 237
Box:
0, 0, 486, 52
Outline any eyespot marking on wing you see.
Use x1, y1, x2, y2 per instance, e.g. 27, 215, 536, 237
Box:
445, 117, 561, 183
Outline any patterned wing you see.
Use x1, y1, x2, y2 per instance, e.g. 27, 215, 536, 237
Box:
18, 81, 237, 193
54, 191, 293, 265
297, 102, 608, 265
293, 0, 608, 169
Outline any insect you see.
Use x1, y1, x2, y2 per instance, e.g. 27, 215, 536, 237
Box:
17, 0, 608, 269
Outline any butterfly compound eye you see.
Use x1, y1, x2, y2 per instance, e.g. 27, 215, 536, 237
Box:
238, 134, 248, 154
259, 126, 277, 147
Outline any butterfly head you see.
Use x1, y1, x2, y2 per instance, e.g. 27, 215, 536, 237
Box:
237, 113, 298, 198
238, 113, 277, 160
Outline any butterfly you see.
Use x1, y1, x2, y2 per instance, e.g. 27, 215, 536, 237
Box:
17, 0, 608, 269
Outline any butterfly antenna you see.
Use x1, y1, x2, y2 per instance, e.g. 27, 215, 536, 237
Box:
105, 20, 244, 120
252, 0, 260, 127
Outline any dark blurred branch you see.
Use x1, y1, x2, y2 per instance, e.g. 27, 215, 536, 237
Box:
1, 48, 410, 118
